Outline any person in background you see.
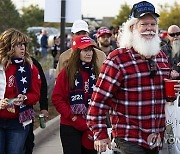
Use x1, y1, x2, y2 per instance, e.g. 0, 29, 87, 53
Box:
24, 56, 48, 154
0, 28, 41, 154
37, 30, 43, 45
89, 25, 98, 43
161, 25, 180, 78
40, 29, 48, 58
86, 1, 180, 154
52, 35, 99, 154
161, 25, 180, 154
65, 34, 71, 50
109, 26, 119, 50
96, 27, 115, 56
55, 20, 106, 79
51, 36, 61, 69
35, 30, 43, 56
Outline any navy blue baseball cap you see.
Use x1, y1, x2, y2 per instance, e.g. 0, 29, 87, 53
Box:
129, 1, 159, 18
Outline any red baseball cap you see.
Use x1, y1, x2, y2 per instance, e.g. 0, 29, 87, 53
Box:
97, 27, 112, 38
72, 35, 96, 51
81, 130, 94, 150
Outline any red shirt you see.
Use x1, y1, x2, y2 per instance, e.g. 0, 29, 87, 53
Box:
52, 68, 90, 126
87, 48, 171, 149
0, 63, 41, 119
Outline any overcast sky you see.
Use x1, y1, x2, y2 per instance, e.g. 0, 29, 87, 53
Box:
12, 0, 179, 19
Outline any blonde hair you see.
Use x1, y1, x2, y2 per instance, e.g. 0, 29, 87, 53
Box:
0, 28, 32, 68
65, 48, 99, 89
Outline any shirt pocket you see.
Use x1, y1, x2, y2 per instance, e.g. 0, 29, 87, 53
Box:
157, 62, 171, 79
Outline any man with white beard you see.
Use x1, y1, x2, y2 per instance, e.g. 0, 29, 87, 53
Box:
161, 25, 180, 79
86, 1, 180, 154
161, 25, 180, 154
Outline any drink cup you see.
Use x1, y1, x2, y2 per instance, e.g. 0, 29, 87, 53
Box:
164, 79, 178, 102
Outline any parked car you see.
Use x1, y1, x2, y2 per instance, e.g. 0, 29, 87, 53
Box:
27, 26, 60, 36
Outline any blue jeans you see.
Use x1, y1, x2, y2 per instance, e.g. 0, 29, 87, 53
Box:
0, 118, 29, 154
41, 47, 48, 57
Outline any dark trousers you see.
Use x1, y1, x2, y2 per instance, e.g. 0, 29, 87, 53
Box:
24, 122, 34, 154
60, 124, 97, 154
115, 138, 159, 154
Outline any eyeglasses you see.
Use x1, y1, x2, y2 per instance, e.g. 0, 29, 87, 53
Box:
15, 42, 27, 48
148, 58, 157, 78
168, 32, 180, 37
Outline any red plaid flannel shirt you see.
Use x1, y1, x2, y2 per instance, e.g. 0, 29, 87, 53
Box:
87, 48, 171, 149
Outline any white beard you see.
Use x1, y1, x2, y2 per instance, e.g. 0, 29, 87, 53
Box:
172, 40, 180, 58
120, 18, 161, 57
132, 29, 161, 57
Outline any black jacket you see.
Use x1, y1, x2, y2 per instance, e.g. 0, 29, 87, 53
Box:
161, 42, 180, 76
31, 57, 48, 110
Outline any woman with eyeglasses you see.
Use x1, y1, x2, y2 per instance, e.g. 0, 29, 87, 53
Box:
0, 28, 41, 154
51, 36, 61, 69
52, 35, 99, 154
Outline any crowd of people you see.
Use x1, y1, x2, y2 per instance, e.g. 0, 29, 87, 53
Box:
0, 1, 180, 154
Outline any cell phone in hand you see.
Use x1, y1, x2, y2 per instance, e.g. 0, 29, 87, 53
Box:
7, 98, 18, 104
7, 98, 17, 113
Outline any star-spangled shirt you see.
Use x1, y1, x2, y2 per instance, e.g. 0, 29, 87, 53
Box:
86, 48, 171, 149
0, 63, 41, 119
52, 68, 96, 126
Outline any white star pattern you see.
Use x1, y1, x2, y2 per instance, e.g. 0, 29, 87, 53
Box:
20, 77, 27, 84
14, 59, 23, 63
20, 104, 26, 108
75, 79, 79, 87
91, 84, 96, 90
22, 88, 27, 94
18, 66, 25, 73
90, 74, 96, 80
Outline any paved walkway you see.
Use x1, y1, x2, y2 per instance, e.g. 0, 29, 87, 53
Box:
33, 116, 169, 154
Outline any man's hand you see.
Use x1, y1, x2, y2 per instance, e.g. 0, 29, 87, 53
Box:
94, 138, 111, 152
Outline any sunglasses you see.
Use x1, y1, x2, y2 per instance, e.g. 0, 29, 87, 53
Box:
148, 58, 157, 78
15, 42, 27, 47
168, 32, 180, 37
